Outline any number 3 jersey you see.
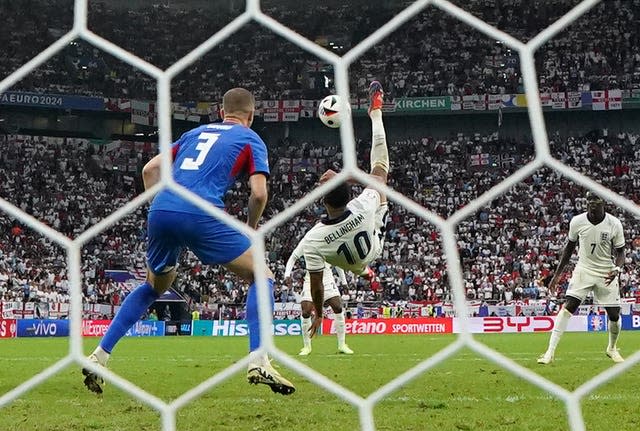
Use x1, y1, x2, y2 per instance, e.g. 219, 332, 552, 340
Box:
150, 123, 269, 215
568, 212, 624, 277
302, 188, 387, 275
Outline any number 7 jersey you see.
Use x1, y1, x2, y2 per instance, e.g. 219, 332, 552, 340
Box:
568, 212, 625, 277
302, 188, 387, 275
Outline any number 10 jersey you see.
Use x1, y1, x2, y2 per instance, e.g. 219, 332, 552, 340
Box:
302, 188, 388, 275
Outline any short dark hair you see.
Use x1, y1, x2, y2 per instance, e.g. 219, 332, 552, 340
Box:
585, 191, 603, 203
324, 183, 351, 208
222, 88, 255, 115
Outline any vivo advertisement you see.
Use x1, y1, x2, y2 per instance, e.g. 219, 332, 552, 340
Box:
16, 320, 69, 337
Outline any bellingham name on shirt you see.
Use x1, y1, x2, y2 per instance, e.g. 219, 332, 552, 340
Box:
323, 213, 365, 244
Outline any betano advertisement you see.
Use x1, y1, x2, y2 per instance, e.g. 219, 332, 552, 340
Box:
2, 316, 639, 338
323, 318, 453, 335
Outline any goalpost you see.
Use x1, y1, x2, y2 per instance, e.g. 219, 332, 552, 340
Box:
0, 1, 638, 430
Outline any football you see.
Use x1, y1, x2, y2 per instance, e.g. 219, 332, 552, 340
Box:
318, 94, 350, 128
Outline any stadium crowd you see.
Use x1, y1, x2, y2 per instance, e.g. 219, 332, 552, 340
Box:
2, 0, 640, 101
1, 129, 640, 311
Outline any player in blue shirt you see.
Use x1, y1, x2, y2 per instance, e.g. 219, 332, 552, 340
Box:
83, 88, 295, 395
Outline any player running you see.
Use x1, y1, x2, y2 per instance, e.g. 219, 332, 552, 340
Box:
538, 191, 626, 364
284, 244, 353, 355
303, 80, 389, 337
82, 88, 295, 396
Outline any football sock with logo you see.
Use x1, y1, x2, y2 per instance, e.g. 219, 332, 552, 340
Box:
548, 308, 572, 353
99, 281, 158, 354
607, 318, 621, 350
247, 278, 275, 352
369, 109, 389, 172
335, 310, 346, 347
301, 316, 312, 348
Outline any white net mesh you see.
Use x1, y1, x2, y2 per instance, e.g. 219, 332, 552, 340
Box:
0, 0, 639, 430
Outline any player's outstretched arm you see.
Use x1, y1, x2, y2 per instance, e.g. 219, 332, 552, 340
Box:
284, 243, 303, 280
247, 173, 268, 229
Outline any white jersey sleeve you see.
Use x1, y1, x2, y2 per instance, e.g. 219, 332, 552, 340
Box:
567, 216, 579, 243
347, 188, 381, 215
611, 217, 625, 249
284, 242, 304, 278
335, 266, 347, 285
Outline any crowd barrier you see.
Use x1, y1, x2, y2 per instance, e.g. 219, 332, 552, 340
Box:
1, 315, 639, 339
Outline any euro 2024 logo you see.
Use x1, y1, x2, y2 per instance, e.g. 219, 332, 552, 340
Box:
589, 315, 607, 332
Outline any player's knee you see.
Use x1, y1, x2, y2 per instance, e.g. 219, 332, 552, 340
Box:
300, 302, 313, 318
564, 297, 581, 314
606, 308, 621, 321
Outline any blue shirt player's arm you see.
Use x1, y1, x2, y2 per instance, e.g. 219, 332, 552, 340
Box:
142, 134, 185, 190
245, 135, 270, 229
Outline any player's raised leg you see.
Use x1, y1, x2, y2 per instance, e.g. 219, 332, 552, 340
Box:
368, 80, 389, 196
225, 248, 296, 395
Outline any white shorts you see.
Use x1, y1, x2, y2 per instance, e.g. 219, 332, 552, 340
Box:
565, 270, 621, 306
301, 280, 340, 303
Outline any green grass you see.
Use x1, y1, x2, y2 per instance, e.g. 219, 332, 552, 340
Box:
0, 332, 638, 431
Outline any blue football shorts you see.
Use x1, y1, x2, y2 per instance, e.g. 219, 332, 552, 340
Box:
146, 210, 251, 275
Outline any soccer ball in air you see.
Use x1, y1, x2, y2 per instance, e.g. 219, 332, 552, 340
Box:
318, 94, 350, 128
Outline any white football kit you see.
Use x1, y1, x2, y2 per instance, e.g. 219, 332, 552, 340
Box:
565, 212, 625, 304
284, 243, 347, 303
301, 188, 388, 275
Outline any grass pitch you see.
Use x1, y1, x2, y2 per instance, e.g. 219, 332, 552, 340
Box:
0, 332, 638, 431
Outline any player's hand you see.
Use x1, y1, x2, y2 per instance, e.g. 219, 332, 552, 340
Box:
319, 169, 337, 184
308, 316, 322, 339
605, 267, 621, 285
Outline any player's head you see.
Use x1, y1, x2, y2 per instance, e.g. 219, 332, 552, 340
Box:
323, 182, 351, 210
221, 88, 255, 126
585, 191, 605, 219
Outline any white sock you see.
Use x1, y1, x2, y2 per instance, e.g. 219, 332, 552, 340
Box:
548, 308, 572, 353
92, 346, 110, 366
334, 310, 346, 347
248, 350, 268, 366
369, 110, 389, 172
301, 316, 312, 348
608, 318, 621, 351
